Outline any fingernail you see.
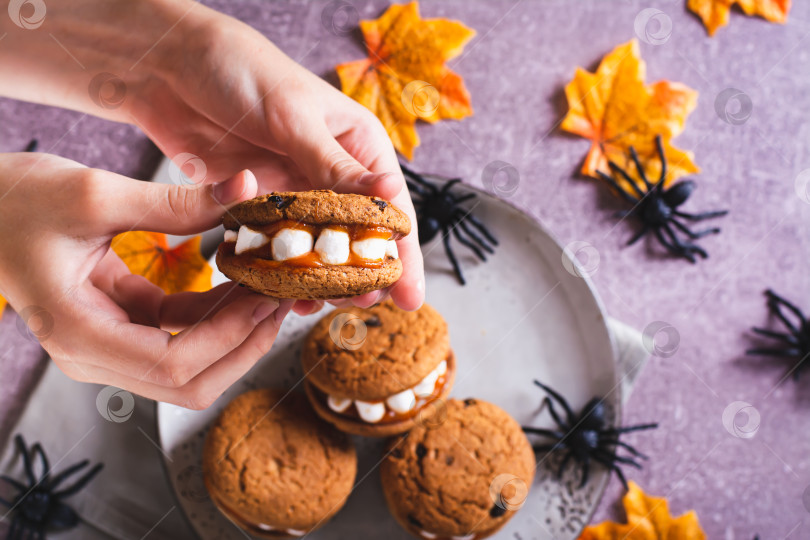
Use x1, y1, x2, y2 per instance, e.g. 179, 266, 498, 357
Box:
252, 299, 279, 324
358, 171, 396, 185
213, 170, 252, 205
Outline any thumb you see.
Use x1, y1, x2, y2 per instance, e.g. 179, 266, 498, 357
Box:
286, 122, 403, 201
101, 169, 258, 235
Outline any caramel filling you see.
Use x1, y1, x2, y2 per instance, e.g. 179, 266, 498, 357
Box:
223, 220, 398, 269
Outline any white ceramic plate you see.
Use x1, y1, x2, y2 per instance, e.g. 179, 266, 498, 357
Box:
156, 181, 619, 539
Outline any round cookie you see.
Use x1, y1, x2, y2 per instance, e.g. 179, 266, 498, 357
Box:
202, 389, 357, 538
302, 301, 456, 437
217, 190, 411, 299
380, 399, 536, 539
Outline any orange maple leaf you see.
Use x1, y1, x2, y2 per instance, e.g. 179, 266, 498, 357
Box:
335, 1, 475, 160
561, 39, 699, 193
579, 481, 706, 540
111, 231, 212, 295
0, 294, 6, 321
688, 0, 791, 36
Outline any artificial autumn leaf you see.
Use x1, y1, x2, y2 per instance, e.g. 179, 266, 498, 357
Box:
112, 231, 211, 295
688, 0, 790, 36
0, 294, 6, 321
561, 39, 699, 193
579, 481, 706, 540
336, 1, 475, 160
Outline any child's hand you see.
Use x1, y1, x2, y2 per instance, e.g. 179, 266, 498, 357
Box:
0, 152, 290, 409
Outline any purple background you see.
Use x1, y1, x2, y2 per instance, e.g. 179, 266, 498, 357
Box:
2, 0, 809, 537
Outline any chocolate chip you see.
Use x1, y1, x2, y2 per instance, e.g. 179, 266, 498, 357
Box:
268, 194, 296, 209
445, 456, 454, 465
416, 443, 427, 459
374, 199, 387, 210
490, 504, 507, 518
407, 515, 423, 528
464, 398, 476, 407
364, 315, 382, 327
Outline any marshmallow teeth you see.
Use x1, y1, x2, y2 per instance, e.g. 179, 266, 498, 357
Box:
351, 237, 388, 260
234, 226, 269, 255
314, 228, 350, 265
327, 395, 352, 413
386, 389, 416, 414
385, 240, 399, 259
271, 228, 313, 261
223, 229, 238, 242
355, 401, 386, 423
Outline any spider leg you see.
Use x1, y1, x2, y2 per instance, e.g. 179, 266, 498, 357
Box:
29, 444, 50, 485
453, 193, 477, 204
451, 226, 488, 261
463, 214, 499, 246
579, 455, 591, 488
607, 162, 647, 199
53, 463, 103, 498
600, 437, 649, 459
532, 380, 576, 421
7, 515, 20, 540
628, 146, 653, 192
654, 228, 696, 263
531, 443, 566, 453
591, 453, 630, 490
405, 179, 429, 198
439, 178, 462, 197
400, 164, 439, 195
596, 170, 639, 204
654, 134, 667, 189
13, 436, 36, 487
626, 226, 649, 246
746, 347, 802, 357
47, 460, 89, 491
0, 495, 12, 507
662, 224, 708, 260
0, 475, 26, 492
613, 210, 632, 219
455, 217, 495, 254
766, 300, 801, 335
765, 290, 808, 327
670, 219, 720, 239
751, 327, 799, 344
522, 427, 567, 439
441, 225, 466, 285
673, 209, 729, 221
603, 422, 659, 435
593, 448, 643, 468
25, 139, 39, 153
542, 397, 569, 433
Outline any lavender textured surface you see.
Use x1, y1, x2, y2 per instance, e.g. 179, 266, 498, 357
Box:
1, 0, 809, 537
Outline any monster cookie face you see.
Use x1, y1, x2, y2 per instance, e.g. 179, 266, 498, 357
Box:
202, 389, 357, 538
301, 301, 456, 437
216, 190, 410, 299
380, 399, 536, 540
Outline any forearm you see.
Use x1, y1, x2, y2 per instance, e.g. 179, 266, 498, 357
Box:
0, 0, 201, 122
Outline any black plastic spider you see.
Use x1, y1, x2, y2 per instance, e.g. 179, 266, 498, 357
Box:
522, 380, 658, 489
746, 289, 809, 380
1, 434, 103, 539
24, 140, 38, 152
400, 164, 498, 285
596, 135, 728, 263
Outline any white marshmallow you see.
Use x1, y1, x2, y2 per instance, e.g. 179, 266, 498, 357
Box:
385, 240, 399, 259
355, 400, 386, 423
327, 395, 352, 413
271, 228, 313, 261
351, 237, 388, 260
235, 225, 269, 255
413, 366, 441, 397
286, 529, 306, 537
451, 535, 476, 540
223, 229, 237, 242
436, 360, 447, 376
386, 389, 416, 414
314, 228, 350, 265
420, 532, 438, 539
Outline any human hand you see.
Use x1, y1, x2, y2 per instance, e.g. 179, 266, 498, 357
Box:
125, 4, 425, 314
0, 151, 290, 409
